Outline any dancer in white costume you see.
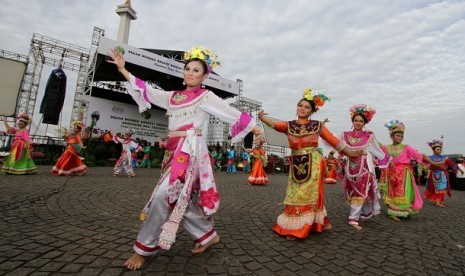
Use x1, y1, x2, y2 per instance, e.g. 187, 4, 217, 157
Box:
108, 46, 262, 270
113, 128, 141, 177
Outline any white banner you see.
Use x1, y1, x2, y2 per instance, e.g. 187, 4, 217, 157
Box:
86, 96, 168, 142
0, 58, 26, 116
97, 37, 238, 95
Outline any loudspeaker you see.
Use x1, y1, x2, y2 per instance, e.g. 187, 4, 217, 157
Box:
244, 132, 254, 148
40, 68, 67, 125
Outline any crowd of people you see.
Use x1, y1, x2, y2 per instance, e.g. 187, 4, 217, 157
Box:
1, 44, 464, 271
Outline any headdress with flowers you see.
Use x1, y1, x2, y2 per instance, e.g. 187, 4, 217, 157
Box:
17, 113, 31, 124
427, 138, 443, 149
125, 128, 135, 136
72, 121, 84, 129
384, 119, 405, 134
302, 88, 330, 109
183, 46, 220, 73
350, 104, 376, 124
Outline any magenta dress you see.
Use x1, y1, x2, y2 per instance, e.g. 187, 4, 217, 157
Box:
342, 130, 389, 225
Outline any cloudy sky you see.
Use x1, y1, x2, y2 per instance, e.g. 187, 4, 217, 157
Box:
1, 0, 464, 155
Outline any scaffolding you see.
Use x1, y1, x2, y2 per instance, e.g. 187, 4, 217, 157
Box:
70, 27, 104, 125
231, 79, 262, 115
225, 79, 263, 153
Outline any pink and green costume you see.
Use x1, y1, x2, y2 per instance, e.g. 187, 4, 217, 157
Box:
379, 144, 424, 217
1, 128, 37, 175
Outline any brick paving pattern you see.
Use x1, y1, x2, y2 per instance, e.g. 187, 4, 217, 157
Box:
1, 166, 464, 275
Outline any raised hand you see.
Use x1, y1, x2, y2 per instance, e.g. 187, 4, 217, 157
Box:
257, 110, 267, 120
106, 48, 126, 70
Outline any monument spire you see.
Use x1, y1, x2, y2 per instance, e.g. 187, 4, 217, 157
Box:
115, 0, 137, 44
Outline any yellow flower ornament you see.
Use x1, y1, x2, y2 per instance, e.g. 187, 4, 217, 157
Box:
302, 88, 330, 107
184, 46, 220, 73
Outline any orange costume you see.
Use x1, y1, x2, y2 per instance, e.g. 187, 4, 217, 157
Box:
52, 133, 86, 176
247, 146, 268, 185
270, 120, 345, 239
325, 154, 340, 184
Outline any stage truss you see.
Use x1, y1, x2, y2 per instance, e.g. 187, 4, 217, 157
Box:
70, 27, 105, 125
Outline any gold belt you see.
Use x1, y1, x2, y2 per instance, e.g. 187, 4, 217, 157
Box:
292, 147, 319, 155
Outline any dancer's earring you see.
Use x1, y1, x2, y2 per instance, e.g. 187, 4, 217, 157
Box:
182, 81, 186, 86
201, 83, 205, 89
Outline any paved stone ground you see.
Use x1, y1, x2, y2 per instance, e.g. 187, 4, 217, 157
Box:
0, 166, 464, 275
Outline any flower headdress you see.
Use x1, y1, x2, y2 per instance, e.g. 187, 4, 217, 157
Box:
349, 104, 376, 124
302, 88, 330, 107
427, 138, 443, 149
384, 119, 405, 134
125, 128, 135, 136
183, 46, 220, 73
17, 113, 31, 124
72, 121, 84, 129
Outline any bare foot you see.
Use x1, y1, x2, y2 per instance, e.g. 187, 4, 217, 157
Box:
389, 215, 400, 221
349, 223, 362, 230
124, 253, 146, 270
192, 235, 220, 254
436, 202, 445, 208
324, 223, 332, 230
286, 235, 296, 240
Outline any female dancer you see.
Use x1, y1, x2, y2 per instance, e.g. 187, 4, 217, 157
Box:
139, 142, 151, 168
51, 121, 87, 176
241, 149, 250, 173
215, 148, 223, 171
226, 147, 236, 173
341, 104, 389, 230
325, 150, 339, 184
244, 140, 268, 185
1, 114, 37, 175
424, 139, 463, 207
113, 129, 141, 177
259, 88, 362, 240
379, 120, 441, 220
108, 46, 262, 270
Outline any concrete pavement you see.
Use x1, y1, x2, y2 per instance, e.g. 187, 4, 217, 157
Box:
1, 166, 464, 275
